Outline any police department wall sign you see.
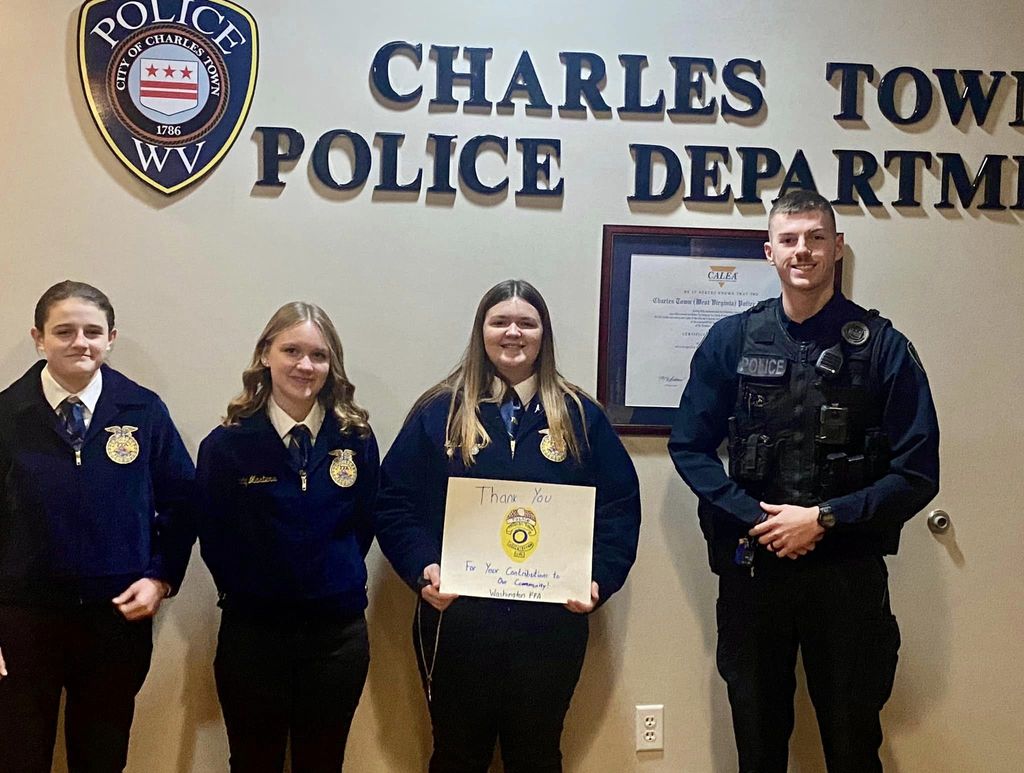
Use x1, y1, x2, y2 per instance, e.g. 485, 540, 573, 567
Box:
78, 1, 258, 195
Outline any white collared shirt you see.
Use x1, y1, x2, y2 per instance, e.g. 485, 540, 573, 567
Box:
491, 374, 538, 407
267, 396, 326, 447
41, 366, 103, 430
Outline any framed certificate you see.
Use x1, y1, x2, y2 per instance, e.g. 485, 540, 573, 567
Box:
597, 225, 843, 434
439, 477, 595, 604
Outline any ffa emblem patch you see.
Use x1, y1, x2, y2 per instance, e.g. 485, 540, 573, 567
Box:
329, 449, 357, 488
77, 1, 259, 194
501, 506, 540, 563
105, 425, 140, 464
539, 430, 567, 463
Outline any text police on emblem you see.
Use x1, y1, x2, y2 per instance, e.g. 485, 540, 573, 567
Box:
78, 1, 259, 194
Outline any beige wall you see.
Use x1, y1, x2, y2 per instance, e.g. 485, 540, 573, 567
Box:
1, 1, 1022, 770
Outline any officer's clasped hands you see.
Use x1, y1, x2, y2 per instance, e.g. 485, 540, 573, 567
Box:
749, 502, 825, 559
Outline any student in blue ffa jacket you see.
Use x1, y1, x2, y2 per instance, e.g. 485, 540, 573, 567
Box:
0, 280, 195, 773
375, 279, 641, 773
197, 301, 379, 773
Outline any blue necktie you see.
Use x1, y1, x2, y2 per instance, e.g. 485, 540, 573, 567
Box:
288, 424, 312, 470
58, 397, 86, 450
499, 392, 523, 439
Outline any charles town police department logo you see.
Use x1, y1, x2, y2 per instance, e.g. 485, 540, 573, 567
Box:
78, 1, 259, 195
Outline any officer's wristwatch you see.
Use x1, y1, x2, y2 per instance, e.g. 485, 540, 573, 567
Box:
817, 502, 837, 530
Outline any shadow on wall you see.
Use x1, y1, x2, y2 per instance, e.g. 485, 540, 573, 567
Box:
661, 470, 738, 772
876, 524, 959, 773
362, 551, 434, 771
561, 583, 633, 768
132, 559, 226, 772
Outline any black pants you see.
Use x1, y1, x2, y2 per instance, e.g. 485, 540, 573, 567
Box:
716, 551, 901, 773
0, 603, 153, 773
416, 597, 589, 773
214, 608, 370, 773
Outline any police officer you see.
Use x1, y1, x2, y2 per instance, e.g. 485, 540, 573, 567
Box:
0, 280, 195, 773
668, 190, 940, 773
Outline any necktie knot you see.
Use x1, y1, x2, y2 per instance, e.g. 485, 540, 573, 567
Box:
58, 397, 86, 446
288, 424, 312, 470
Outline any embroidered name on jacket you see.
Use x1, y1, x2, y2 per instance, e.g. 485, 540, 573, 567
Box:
238, 475, 277, 486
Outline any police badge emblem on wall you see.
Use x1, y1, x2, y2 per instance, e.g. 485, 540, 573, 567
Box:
78, 1, 258, 194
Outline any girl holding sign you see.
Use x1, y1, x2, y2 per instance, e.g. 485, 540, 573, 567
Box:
376, 279, 641, 772
196, 302, 378, 772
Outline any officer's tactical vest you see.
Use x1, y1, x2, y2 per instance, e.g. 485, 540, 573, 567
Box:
727, 299, 891, 507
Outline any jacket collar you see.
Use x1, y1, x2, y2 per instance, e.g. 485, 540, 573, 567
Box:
8, 362, 150, 446
777, 291, 854, 343
479, 389, 548, 440
84, 365, 150, 442
230, 407, 346, 473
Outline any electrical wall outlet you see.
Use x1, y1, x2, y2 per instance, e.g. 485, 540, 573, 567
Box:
635, 704, 664, 751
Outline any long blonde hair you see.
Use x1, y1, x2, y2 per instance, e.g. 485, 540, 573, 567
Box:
410, 279, 587, 465
224, 302, 371, 437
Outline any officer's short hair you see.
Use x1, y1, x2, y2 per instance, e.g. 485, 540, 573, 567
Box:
769, 189, 837, 234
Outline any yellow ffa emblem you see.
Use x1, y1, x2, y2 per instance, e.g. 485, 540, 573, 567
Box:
501, 506, 540, 563
329, 449, 357, 488
539, 429, 567, 463
104, 425, 140, 464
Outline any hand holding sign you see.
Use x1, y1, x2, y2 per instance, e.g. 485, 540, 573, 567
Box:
440, 477, 595, 604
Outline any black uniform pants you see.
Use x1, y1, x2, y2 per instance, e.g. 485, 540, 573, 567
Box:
0, 603, 153, 773
715, 551, 900, 773
214, 608, 370, 773
415, 597, 589, 773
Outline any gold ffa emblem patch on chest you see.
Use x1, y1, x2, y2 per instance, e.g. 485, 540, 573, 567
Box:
539, 429, 567, 462
105, 425, 140, 464
329, 449, 357, 487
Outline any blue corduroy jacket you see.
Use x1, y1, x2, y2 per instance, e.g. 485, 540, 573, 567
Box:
0, 362, 195, 605
197, 409, 379, 617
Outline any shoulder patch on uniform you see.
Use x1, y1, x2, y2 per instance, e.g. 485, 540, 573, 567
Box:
907, 341, 925, 373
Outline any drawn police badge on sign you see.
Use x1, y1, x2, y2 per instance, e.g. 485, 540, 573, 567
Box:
501, 506, 540, 563
78, 1, 258, 195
